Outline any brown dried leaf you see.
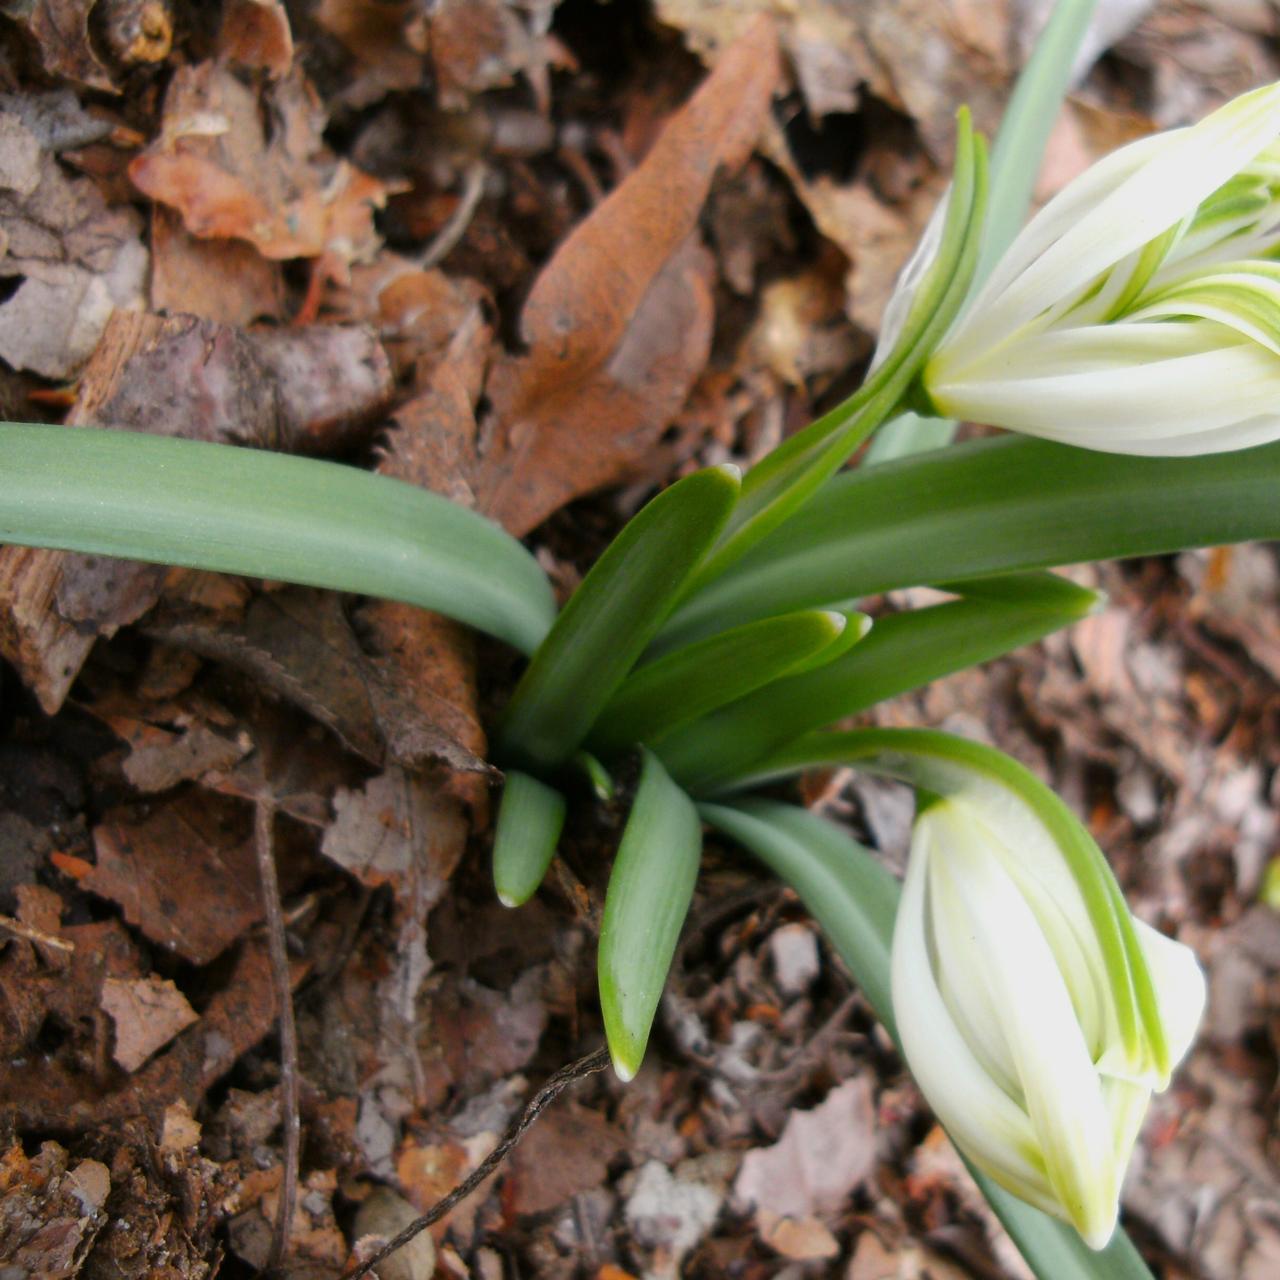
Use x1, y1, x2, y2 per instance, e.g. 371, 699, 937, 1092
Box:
314, 0, 427, 108
88, 791, 261, 966
508, 1103, 628, 1215
149, 204, 286, 326
218, 0, 294, 78
427, 0, 548, 111
320, 766, 467, 898
2, 0, 117, 92
477, 17, 780, 534
0, 107, 146, 378
101, 974, 198, 1072
130, 62, 393, 274
0, 1144, 110, 1276
109, 713, 252, 794
151, 589, 488, 776
733, 1077, 875, 1220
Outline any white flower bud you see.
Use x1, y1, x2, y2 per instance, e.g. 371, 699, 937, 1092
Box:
921, 82, 1280, 455
886, 738, 1205, 1248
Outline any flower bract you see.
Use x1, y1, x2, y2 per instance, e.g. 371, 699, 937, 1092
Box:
921, 82, 1280, 454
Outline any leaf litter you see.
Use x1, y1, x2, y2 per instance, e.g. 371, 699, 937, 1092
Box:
0, 1, 1275, 1277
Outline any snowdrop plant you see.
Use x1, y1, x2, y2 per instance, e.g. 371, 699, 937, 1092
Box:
2, 5, 1280, 1278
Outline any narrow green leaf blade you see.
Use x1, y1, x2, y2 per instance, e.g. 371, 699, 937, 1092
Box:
661, 582, 1099, 794
682, 117, 988, 591
658, 434, 1280, 649
589, 608, 864, 757
497, 465, 741, 771
700, 798, 1156, 1280
862, 0, 1100, 466
598, 750, 702, 1080
0, 422, 555, 654
977, 0, 1101, 289
492, 771, 567, 907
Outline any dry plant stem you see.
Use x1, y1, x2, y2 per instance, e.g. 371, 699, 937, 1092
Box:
0, 913, 74, 951
341, 1046, 612, 1280
418, 160, 487, 269
254, 796, 301, 1276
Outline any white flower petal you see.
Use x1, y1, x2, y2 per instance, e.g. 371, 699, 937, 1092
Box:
1133, 920, 1207, 1082
925, 803, 1119, 1247
967, 83, 1280, 362
930, 325, 1280, 453
890, 817, 1050, 1198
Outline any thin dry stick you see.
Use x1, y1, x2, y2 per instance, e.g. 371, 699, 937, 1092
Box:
418, 160, 486, 269
341, 1046, 612, 1280
254, 796, 302, 1275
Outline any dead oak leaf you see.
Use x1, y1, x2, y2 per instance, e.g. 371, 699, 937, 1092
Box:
101, 974, 199, 1072
477, 15, 781, 535
130, 62, 394, 276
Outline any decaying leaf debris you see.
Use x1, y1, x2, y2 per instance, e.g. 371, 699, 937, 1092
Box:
0, 1, 1277, 1277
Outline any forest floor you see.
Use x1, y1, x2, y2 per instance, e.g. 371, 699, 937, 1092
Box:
0, 1, 1277, 1277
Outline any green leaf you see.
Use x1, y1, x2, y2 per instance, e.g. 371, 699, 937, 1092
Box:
496, 465, 741, 771
660, 580, 1099, 794
862, 0, 1100, 466
699, 798, 1156, 1280
588, 609, 866, 758
492, 771, 567, 907
658, 434, 1280, 650
598, 749, 702, 1081
0, 422, 555, 655
976, 0, 1101, 290
680, 114, 989, 591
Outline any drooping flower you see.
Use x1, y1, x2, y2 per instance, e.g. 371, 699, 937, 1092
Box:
887, 737, 1205, 1248
920, 81, 1280, 455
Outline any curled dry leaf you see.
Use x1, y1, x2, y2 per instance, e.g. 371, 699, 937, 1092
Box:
2, 0, 118, 92
130, 62, 394, 278
477, 15, 782, 535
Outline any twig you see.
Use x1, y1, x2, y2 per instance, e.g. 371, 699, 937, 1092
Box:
0, 913, 75, 951
254, 797, 301, 1276
341, 1046, 611, 1280
417, 160, 486, 270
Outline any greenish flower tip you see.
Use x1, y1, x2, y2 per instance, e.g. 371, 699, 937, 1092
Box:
902, 82, 1280, 456
890, 747, 1205, 1250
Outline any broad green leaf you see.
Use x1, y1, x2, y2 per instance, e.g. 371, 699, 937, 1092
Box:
496, 465, 740, 771
700, 798, 1156, 1280
492, 771, 567, 907
660, 580, 1099, 794
0, 422, 555, 654
658, 434, 1280, 650
588, 609, 865, 758
598, 750, 702, 1080
680, 115, 989, 592
863, 0, 1100, 466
